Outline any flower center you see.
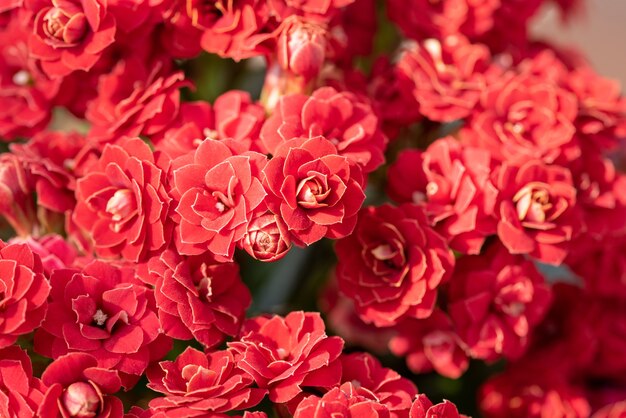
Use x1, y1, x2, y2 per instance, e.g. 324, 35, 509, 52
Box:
61, 381, 101, 418
106, 189, 135, 225
12, 70, 31, 86
43, 8, 87, 44
92, 309, 108, 327
296, 175, 330, 209
513, 183, 552, 223
187, 0, 224, 29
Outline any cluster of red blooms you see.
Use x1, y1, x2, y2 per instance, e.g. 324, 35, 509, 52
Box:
1, 0, 625, 416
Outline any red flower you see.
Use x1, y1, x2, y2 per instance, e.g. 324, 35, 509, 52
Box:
389, 311, 469, 379
172, 138, 268, 260
38, 352, 124, 418
86, 58, 190, 142
27, 0, 116, 77
240, 210, 292, 262
147, 347, 266, 415
262, 136, 365, 246
387, 137, 499, 254
0, 16, 60, 140
73, 138, 172, 262
261, 87, 387, 173
340, 353, 417, 418
493, 160, 583, 265
447, 243, 552, 361
34, 260, 170, 388
9, 234, 78, 276
387, 0, 499, 41
461, 72, 578, 164
397, 37, 492, 122
229, 311, 344, 404
143, 249, 250, 349
0, 346, 46, 418
154, 91, 266, 158
336, 204, 455, 327
293, 382, 391, 418
192, 0, 271, 60
0, 240, 50, 348
0, 153, 38, 236
410, 394, 466, 418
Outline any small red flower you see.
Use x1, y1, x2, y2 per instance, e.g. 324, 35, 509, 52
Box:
0, 346, 46, 418
461, 71, 578, 164
0, 240, 50, 348
35, 260, 170, 388
143, 249, 251, 349
276, 17, 326, 81
293, 382, 390, 418
261, 87, 386, 173
154, 91, 266, 158
262, 136, 365, 246
0, 16, 60, 140
240, 210, 292, 262
73, 138, 172, 262
397, 37, 492, 122
493, 160, 583, 265
147, 347, 266, 415
389, 311, 469, 379
336, 204, 455, 327
447, 243, 552, 361
9, 234, 78, 276
38, 352, 124, 418
27, 0, 116, 77
340, 352, 417, 418
410, 394, 466, 418
229, 311, 344, 404
172, 138, 268, 260
86, 58, 190, 142
387, 137, 499, 254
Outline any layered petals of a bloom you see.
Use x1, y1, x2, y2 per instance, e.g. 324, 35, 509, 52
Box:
336, 204, 455, 327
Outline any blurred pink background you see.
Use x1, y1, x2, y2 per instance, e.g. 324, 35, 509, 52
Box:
533, 1, 626, 84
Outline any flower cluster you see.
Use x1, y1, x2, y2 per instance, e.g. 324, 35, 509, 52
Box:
1, 0, 625, 416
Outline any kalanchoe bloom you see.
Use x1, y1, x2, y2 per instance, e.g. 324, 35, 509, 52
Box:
143, 250, 250, 349
34, 260, 171, 388
276, 17, 326, 81
0, 16, 60, 140
387, 0, 499, 41
240, 210, 292, 262
336, 204, 455, 327
493, 160, 583, 265
261, 87, 387, 173
461, 72, 578, 164
387, 137, 498, 254
38, 352, 124, 418
147, 347, 266, 415
10, 130, 85, 227
0, 240, 50, 348
86, 58, 190, 142
154, 91, 266, 158
447, 243, 552, 361
410, 394, 466, 418
229, 311, 344, 404
9, 234, 78, 275
397, 37, 492, 122
156, 0, 203, 59
172, 138, 268, 260
27, 0, 116, 77
0, 346, 46, 418
192, 0, 271, 60
293, 381, 391, 418
0, 153, 37, 236
73, 138, 172, 262
263, 136, 365, 246
389, 310, 469, 379
340, 353, 417, 418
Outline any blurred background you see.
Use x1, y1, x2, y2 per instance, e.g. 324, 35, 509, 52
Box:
533, 0, 626, 84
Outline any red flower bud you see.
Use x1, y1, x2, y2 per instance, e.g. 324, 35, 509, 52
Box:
241, 212, 292, 262
61, 382, 101, 417
278, 18, 326, 81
